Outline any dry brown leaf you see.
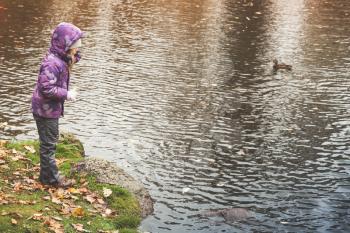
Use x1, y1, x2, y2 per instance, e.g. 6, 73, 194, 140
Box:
24, 145, 36, 154
103, 208, 116, 217
84, 195, 95, 204
0, 164, 10, 170
97, 198, 105, 205
52, 216, 63, 221
71, 195, 79, 200
80, 178, 87, 183
0, 140, 8, 147
28, 213, 44, 221
13, 171, 21, 176
60, 205, 71, 215
13, 182, 22, 191
1, 211, 9, 216
81, 181, 89, 187
43, 195, 51, 201
44, 217, 64, 233
79, 187, 89, 193
33, 182, 44, 190
51, 197, 62, 205
72, 223, 90, 232
11, 218, 17, 225
0, 159, 5, 165
18, 200, 30, 205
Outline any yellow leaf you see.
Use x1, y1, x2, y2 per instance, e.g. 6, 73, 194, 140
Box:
72, 207, 84, 217
68, 188, 80, 194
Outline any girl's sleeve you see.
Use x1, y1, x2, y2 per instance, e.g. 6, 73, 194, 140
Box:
37, 63, 68, 100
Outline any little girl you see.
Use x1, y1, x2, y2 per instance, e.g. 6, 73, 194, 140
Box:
31, 22, 84, 187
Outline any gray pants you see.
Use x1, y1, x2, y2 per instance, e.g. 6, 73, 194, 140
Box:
34, 114, 60, 184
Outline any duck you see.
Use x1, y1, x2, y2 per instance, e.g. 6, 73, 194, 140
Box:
273, 59, 292, 71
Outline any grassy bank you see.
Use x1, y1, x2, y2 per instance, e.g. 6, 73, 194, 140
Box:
0, 134, 141, 233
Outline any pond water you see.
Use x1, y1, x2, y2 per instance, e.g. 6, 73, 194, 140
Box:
0, 0, 350, 232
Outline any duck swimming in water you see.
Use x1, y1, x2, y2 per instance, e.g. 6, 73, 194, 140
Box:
273, 59, 292, 71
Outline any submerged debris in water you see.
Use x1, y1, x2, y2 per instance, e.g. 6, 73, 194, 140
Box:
201, 208, 253, 222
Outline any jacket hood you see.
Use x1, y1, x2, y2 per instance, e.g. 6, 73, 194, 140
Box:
49, 22, 84, 59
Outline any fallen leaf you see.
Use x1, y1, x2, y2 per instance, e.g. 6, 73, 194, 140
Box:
103, 208, 115, 217
51, 197, 62, 205
72, 207, 84, 217
43, 195, 51, 201
0, 140, 8, 147
24, 145, 36, 154
72, 223, 90, 232
0, 164, 10, 170
56, 158, 68, 165
13, 182, 22, 191
79, 187, 89, 193
0, 159, 5, 165
103, 188, 112, 198
33, 182, 44, 190
11, 218, 17, 225
97, 198, 105, 205
1, 211, 9, 216
44, 217, 64, 233
28, 213, 44, 221
13, 171, 21, 176
81, 181, 89, 187
84, 195, 95, 204
71, 195, 79, 200
68, 187, 80, 194
52, 216, 63, 221
80, 178, 87, 183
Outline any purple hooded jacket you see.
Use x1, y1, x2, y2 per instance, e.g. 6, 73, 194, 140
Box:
31, 22, 83, 118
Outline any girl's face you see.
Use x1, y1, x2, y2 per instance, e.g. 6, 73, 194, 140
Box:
68, 48, 79, 56
67, 48, 79, 65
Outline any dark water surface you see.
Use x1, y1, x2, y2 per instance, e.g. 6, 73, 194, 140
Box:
1, 0, 350, 232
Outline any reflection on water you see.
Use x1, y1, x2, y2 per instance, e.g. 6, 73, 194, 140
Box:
1, 0, 350, 232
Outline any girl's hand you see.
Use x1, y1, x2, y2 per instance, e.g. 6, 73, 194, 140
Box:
67, 89, 78, 101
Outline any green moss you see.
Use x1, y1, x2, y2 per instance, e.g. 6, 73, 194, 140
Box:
0, 134, 142, 232
120, 228, 139, 233
115, 215, 141, 229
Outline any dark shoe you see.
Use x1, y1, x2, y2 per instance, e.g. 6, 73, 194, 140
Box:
52, 176, 75, 188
